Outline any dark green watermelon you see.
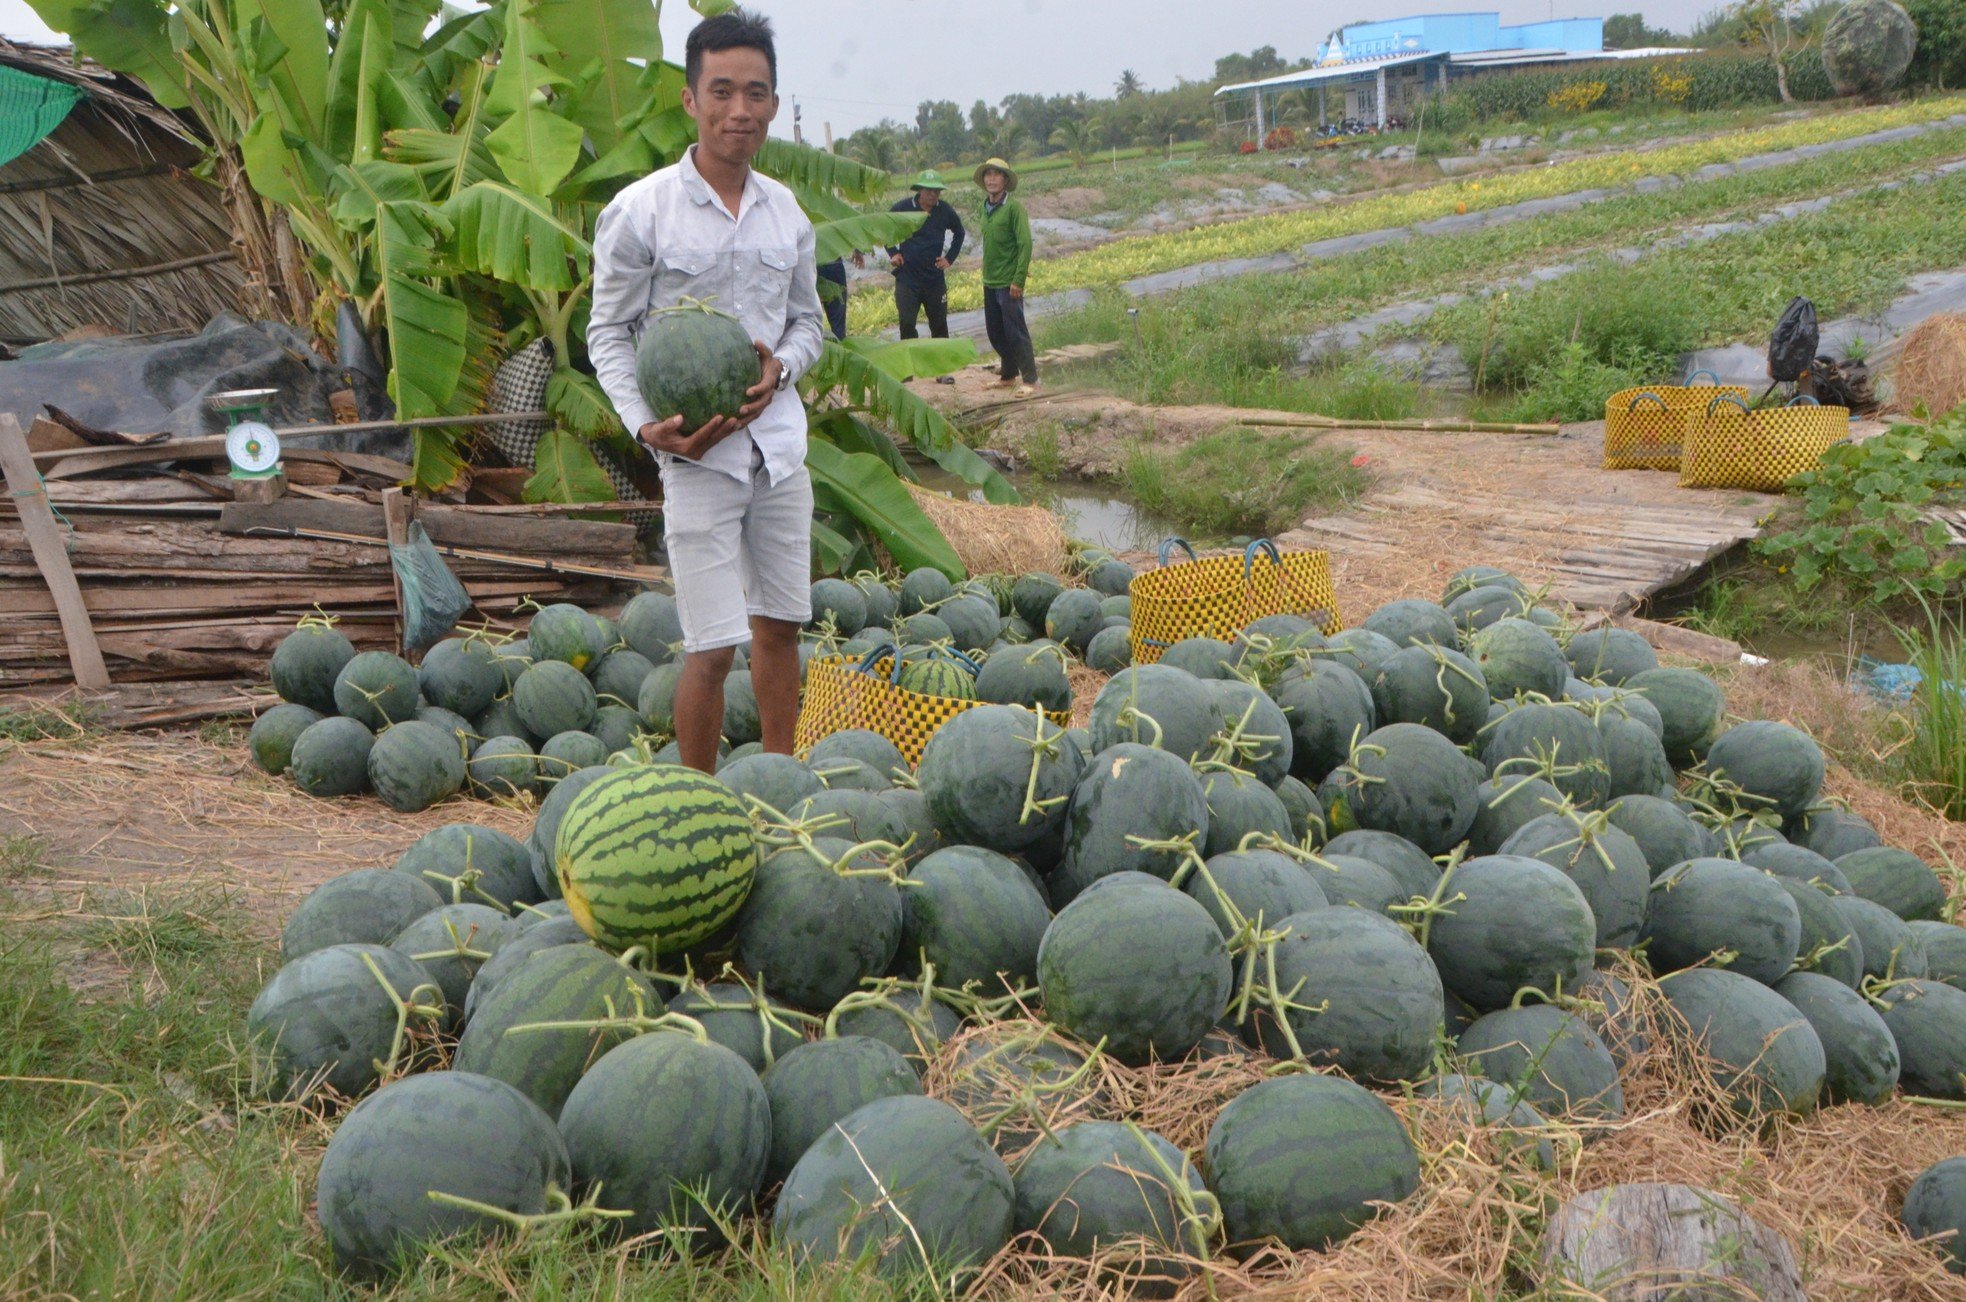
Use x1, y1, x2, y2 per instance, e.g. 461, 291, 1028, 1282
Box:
1318, 627, 1401, 681
1563, 626, 1658, 685
1363, 599, 1458, 649
900, 845, 1051, 994
1427, 854, 1595, 1013
1459, 1004, 1626, 1128
419, 636, 506, 718
1089, 665, 1221, 763
1788, 806, 1882, 861
1659, 968, 1826, 1117
1420, 1072, 1558, 1171
1498, 812, 1650, 950
289, 716, 376, 798
1605, 795, 1710, 879
462, 916, 591, 1021
1446, 584, 1534, 633
1205, 679, 1294, 786
1771, 971, 1899, 1105
919, 705, 1084, 853
634, 301, 759, 430
513, 660, 597, 739
762, 1036, 923, 1184
1645, 858, 1801, 985
1205, 1072, 1420, 1253
558, 1032, 770, 1244
1703, 720, 1825, 821
1245, 907, 1443, 1083
808, 577, 869, 636
247, 944, 440, 1101
1903, 1156, 1966, 1274
282, 869, 444, 963
333, 651, 420, 731
367, 721, 466, 813
1777, 877, 1866, 989
1833, 893, 1929, 981
832, 992, 963, 1075
1742, 842, 1854, 896
1910, 921, 1966, 991
270, 621, 357, 713
1321, 830, 1436, 898
1158, 636, 1238, 680
1012, 1121, 1208, 1291
1481, 702, 1609, 810
1011, 573, 1065, 627
1309, 852, 1407, 914
1199, 768, 1294, 858
974, 642, 1072, 715
315, 1071, 569, 1280
718, 752, 824, 817
249, 703, 322, 776
388, 902, 514, 1023
1837, 846, 1947, 922
1340, 723, 1480, 856
735, 838, 902, 1011
396, 823, 537, 911
1370, 644, 1489, 745
1272, 660, 1376, 784
667, 981, 806, 1072
1467, 776, 1564, 858
1186, 848, 1327, 936
1599, 712, 1673, 799
1036, 876, 1231, 1065
1625, 667, 1725, 764
1876, 979, 1966, 1100
776, 1096, 1012, 1279
1468, 618, 1568, 701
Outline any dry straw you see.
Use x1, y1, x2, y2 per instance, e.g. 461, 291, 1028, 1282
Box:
905, 484, 1072, 578
1890, 313, 1966, 419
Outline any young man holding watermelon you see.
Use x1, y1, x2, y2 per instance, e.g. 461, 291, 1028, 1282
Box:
587, 9, 823, 774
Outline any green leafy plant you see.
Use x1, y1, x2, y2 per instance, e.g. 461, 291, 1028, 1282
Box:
1886, 598, 1966, 819
1757, 415, 1966, 605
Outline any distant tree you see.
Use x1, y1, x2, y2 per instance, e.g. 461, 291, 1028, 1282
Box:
1134, 102, 1181, 149
916, 99, 970, 164
846, 127, 903, 172
1903, 0, 1966, 88
1049, 117, 1100, 166
969, 99, 998, 138
1116, 69, 1145, 98
1732, 0, 1807, 100
1214, 45, 1294, 84
981, 119, 1030, 161
1602, 12, 1683, 46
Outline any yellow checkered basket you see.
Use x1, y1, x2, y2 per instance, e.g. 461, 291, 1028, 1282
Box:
1128, 538, 1344, 667
1602, 374, 1750, 470
1679, 394, 1849, 493
795, 646, 1071, 769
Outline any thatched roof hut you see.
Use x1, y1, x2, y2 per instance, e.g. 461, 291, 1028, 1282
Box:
0, 40, 244, 346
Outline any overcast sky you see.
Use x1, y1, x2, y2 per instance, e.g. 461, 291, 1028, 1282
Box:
0, 0, 1727, 138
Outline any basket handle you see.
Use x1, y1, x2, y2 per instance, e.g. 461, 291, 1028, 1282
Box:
1686, 369, 1720, 387
1785, 394, 1820, 406
1242, 538, 1283, 577
852, 644, 903, 683
1156, 537, 1198, 567
1705, 394, 1751, 417
928, 646, 983, 675
1626, 391, 1668, 412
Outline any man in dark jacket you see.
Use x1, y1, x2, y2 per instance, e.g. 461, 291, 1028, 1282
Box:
884, 170, 965, 340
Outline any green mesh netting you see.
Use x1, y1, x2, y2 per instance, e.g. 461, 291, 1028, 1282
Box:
0, 65, 85, 171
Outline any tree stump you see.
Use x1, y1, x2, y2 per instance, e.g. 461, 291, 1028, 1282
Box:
1539, 1182, 1806, 1300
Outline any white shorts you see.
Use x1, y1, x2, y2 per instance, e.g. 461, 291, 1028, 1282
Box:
658, 445, 814, 654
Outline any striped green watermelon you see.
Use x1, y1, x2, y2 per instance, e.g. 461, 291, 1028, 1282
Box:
247, 944, 440, 1101
1660, 968, 1826, 1116
635, 301, 761, 432
734, 838, 903, 1010
554, 765, 758, 953
761, 1037, 924, 1184
1247, 907, 1443, 1083
453, 944, 659, 1116
899, 654, 974, 700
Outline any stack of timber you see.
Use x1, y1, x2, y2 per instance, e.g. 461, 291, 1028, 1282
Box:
0, 417, 659, 689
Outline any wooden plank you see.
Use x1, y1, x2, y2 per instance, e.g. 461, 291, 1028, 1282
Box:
217, 497, 638, 555
0, 414, 110, 690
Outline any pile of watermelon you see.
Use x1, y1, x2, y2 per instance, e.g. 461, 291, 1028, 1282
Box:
249, 552, 1137, 812
245, 560, 1966, 1287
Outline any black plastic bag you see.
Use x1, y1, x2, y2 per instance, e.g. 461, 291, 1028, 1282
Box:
1768, 297, 1819, 383
390, 521, 472, 653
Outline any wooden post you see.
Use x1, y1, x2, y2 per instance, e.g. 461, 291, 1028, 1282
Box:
382, 487, 412, 654
0, 413, 111, 689
231, 471, 286, 504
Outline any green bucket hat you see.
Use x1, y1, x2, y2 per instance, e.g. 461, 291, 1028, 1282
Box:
972, 157, 1019, 191
908, 169, 949, 191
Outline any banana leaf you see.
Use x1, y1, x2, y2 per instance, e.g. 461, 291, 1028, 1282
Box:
482, 0, 584, 196
807, 441, 964, 580
804, 340, 1016, 505
523, 429, 617, 503
546, 367, 622, 439
444, 181, 591, 289
756, 138, 890, 202
814, 210, 925, 266
322, 0, 392, 164
374, 199, 467, 423
536, 0, 662, 154
810, 408, 914, 482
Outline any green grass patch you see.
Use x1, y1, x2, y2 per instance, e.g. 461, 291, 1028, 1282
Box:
0, 701, 101, 742
1121, 428, 1369, 539
1890, 604, 1966, 821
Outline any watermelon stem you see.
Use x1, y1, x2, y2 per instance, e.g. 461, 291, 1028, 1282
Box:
1388, 848, 1472, 950
356, 950, 446, 1085
424, 1181, 633, 1236
1016, 719, 1072, 828
1234, 929, 1329, 1065
1202, 697, 1284, 774
1119, 1118, 1224, 1260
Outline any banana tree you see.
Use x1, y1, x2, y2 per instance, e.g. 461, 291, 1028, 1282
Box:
31, 0, 1015, 572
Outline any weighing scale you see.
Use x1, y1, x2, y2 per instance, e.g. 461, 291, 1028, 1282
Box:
208, 388, 285, 500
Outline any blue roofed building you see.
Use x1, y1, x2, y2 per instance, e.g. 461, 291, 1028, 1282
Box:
1215, 12, 1692, 136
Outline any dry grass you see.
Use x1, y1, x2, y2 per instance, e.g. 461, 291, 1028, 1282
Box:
1891, 313, 1966, 418
907, 485, 1072, 578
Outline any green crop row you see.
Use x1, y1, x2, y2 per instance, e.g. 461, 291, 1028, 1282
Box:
1435, 51, 1837, 128
848, 95, 1966, 333
1028, 126, 1966, 413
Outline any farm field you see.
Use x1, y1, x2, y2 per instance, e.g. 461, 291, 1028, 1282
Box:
9, 5, 1966, 1297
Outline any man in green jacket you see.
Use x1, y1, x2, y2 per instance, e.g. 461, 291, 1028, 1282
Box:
974, 157, 1037, 392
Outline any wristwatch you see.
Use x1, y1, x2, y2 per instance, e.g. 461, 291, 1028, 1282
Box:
772, 356, 791, 392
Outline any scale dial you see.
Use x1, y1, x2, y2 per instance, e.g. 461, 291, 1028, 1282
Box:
226, 420, 282, 475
